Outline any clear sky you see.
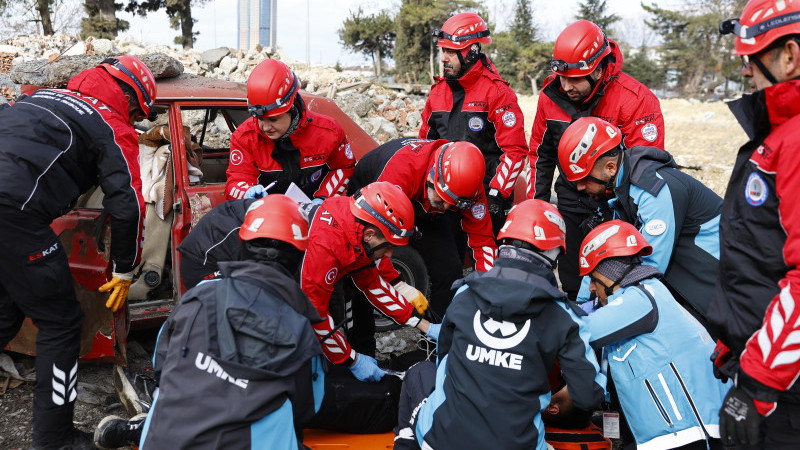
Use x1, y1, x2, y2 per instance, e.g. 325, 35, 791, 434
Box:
117, 0, 658, 66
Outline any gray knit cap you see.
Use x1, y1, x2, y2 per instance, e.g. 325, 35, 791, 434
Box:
595, 257, 661, 287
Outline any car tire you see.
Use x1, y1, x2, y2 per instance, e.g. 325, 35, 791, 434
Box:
374, 246, 430, 332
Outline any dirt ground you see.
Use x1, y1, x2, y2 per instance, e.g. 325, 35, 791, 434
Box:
0, 96, 745, 449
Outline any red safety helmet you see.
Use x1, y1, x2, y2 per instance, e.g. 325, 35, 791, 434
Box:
239, 194, 308, 251
551, 20, 611, 77
498, 199, 566, 251
431, 141, 486, 210
579, 220, 652, 276
98, 56, 157, 121
433, 12, 492, 50
350, 182, 415, 246
247, 59, 300, 118
558, 117, 622, 182
719, 0, 800, 55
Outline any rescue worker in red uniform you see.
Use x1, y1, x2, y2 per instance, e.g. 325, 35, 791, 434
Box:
225, 59, 354, 201
0, 56, 152, 449
350, 138, 497, 318
711, 1, 800, 447
302, 182, 436, 382
526, 20, 664, 299
421, 12, 528, 235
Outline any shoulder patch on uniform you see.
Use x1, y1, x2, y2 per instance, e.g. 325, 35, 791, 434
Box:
230, 149, 244, 165
471, 203, 486, 220
502, 111, 516, 127
641, 123, 658, 142
745, 172, 768, 206
325, 268, 339, 285
643, 219, 667, 236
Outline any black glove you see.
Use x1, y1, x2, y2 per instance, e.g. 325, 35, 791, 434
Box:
487, 189, 504, 215
720, 386, 765, 446
487, 189, 507, 236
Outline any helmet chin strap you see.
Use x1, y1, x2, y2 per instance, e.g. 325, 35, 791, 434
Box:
750, 55, 780, 85
449, 44, 481, 79
363, 239, 392, 259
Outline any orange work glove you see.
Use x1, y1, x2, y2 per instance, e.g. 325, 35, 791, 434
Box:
99, 272, 134, 312
394, 281, 428, 315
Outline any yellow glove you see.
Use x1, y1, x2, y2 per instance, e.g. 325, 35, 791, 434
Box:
99, 272, 134, 312
394, 281, 428, 315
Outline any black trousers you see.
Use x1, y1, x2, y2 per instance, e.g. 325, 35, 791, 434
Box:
393, 361, 436, 450
557, 207, 592, 300
0, 207, 83, 447
410, 210, 466, 319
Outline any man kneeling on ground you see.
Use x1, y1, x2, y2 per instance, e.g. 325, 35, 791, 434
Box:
96, 195, 324, 450
393, 199, 605, 450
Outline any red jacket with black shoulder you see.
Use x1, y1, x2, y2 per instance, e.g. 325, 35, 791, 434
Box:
526, 39, 664, 212
225, 109, 354, 200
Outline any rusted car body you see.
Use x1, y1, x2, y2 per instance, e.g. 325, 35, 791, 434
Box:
6, 75, 377, 364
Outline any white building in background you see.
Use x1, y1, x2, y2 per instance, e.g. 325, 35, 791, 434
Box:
238, 0, 277, 50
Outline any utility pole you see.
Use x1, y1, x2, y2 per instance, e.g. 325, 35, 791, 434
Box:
306, 0, 310, 65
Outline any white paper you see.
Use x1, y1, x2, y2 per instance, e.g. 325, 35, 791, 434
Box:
284, 182, 312, 204
603, 412, 620, 439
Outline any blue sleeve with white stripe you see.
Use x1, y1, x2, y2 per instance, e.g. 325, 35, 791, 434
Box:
629, 181, 675, 273
581, 287, 656, 349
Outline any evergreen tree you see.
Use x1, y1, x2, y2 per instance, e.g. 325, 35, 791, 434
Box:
81, 0, 129, 39
510, 0, 535, 43
339, 8, 396, 78
575, 0, 620, 31
642, 0, 744, 97
394, 0, 483, 82
126, 0, 206, 49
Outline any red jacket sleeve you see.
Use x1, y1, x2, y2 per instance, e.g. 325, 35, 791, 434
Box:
97, 117, 146, 274
300, 231, 355, 364
526, 89, 563, 200
460, 189, 498, 272
740, 135, 800, 394
419, 97, 434, 139
618, 84, 665, 150
377, 256, 401, 283
225, 127, 260, 199
349, 266, 418, 327
487, 84, 528, 198
313, 133, 355, 198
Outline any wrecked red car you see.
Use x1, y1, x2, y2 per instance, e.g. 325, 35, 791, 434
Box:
6, 75, 380, 365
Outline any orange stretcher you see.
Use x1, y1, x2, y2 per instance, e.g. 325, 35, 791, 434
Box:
303, 430, 394, 449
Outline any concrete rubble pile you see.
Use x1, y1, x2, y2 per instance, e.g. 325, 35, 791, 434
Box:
0, 33, 428, 142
